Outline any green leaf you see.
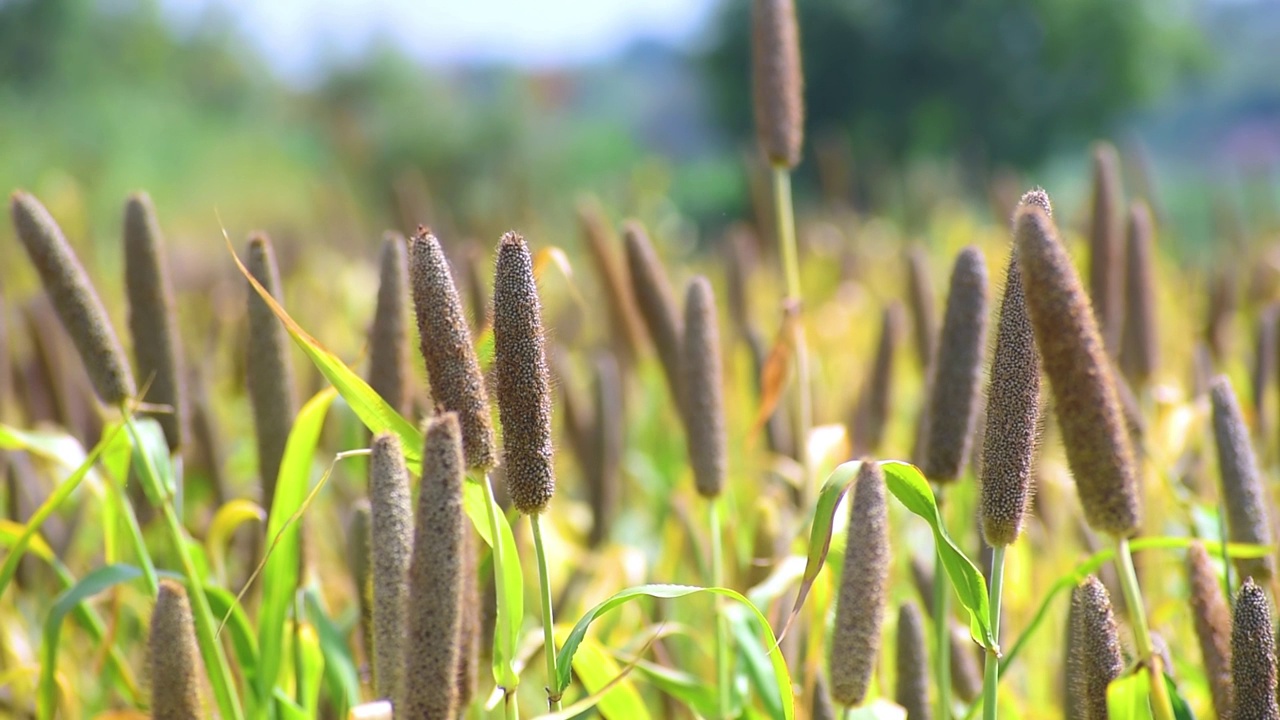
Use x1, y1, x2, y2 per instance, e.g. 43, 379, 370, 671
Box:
629, 659, 721, 718
1166, 673, 1196, 720
38, 563, 144, 720
1107, 671, 1153, 720
303, 587, 360, 716
205, 585, 259, 680
256, 388, 338, 706
208, 499, 268, 585
881, 461, 994, 649
128, 416, 174, 504
729, 607, 783, 720
295, 621, 324, 715
555, 633, 651, 720
780, 460, 863, 641
555, 584, 794, 720
471, 472, 523, 691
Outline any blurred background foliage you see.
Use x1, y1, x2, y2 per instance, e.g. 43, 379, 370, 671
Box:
0, 0, 1277, 257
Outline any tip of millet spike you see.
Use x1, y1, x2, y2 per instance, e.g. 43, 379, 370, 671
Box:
150, 579, 204, 718
1066, 575, 1124, 720
1018, 188, 1052, 217
829, 460, 890, 707
682, 275, 727, 499
1233, 578, 1280, 720
1210, 375, 1276, 583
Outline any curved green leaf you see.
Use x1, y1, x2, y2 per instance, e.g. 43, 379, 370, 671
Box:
303, 587, 360, 716
206, 584, 260, 679
780, 460, 862, 641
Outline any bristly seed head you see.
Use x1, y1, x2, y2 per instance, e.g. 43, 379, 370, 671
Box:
493, 231, 555, 514
1120, 201, 1158, 387
368, 232, 410, 417
409, 229, 495, 470
624, 221, 685, 406
1015, 204, 1141, 537
921, 246, 989, 482
1210, 375, 1276, 582
1232, 578, 1279, 720
852, 302, 904, 455
1087, 142, 1124, 355
682, 276, 727, 499
1066, 575, 1124, 720
751, 0, 804, 168
905, 246, 938, 369
10, 190, 136, 405
123, 191, 186, 450
829, 460, 890, 707
895, 603, 931, 720
368, 432, 413, 703
1187, 541, 1233, 720
150, 580, 204, 719
245, 233, 297, 514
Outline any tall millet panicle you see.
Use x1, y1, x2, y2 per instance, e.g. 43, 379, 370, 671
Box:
1232, 579, 1279, 720
895, 603, 931, 720
980, 191, 1046, 547
576, 199, 645, 367
1120, 201, 1158, 387
920, 246, 989, 482
123, 192, 186, 450
624, 221, 684, 404
851, 302, 904, 455
587, 352, 624, 547
682, 276, 727, 499
346, 501, 374, 672
368, 433, 413, 702
1065, 575, 1124, 720
149, 580, 205, 719
493, 232, 555, 514
751, 0, 804, 167
829, 461, 890, 707
1187, 542, 1233, 720
1252, 304, 1276, 438
10, 191, 136, 405
368, 232, 410, 416
245, 233, 297, 512
1087, 142, 1124, 355
455, 528, 480, 709
905, 246, 939, 369
1015, 204, 1141, 537
1210, 375, 1276, 582
409, 229, 495, 470
400, 413, 466, 718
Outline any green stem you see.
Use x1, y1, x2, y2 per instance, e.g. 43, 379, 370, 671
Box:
771, 166, 813, 503
936, 545, 952, 720
481, 475, 520, 718
531, 514, 562, 712
982, 545, 1006, 720
123, 414, 244, 720
1114, 537, 1174, 720
710, 498, 730, 719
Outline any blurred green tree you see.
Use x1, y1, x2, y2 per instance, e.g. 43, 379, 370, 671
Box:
705, 0, 1205, 169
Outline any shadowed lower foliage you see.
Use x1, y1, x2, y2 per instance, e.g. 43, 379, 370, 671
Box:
829, 460, 890, 706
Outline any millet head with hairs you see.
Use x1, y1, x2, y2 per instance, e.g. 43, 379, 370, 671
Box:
1186, 541, 1233, 720
368, 232, 410, 416
149, 580, 204, 719
829, 460, 890, 707
682, 275, 727, 499
751, 0, 804, 168
368, 432, 413, 703
624, 221, 685, 406
245, 233, 297, 513
1210, 375, 1276, 582
1066, 575, 1124, 720
1233, 578, 1279, 720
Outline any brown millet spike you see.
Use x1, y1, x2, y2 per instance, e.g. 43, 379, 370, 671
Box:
245, 233, 297, 513
123, 192, 186, 450
576, 199, 645, 367
10, 191, 136, 405
1210, 375, 1276, 582
1087, 142, 1124, 355
400, 413, 466, 718
588, 352, 623, 546
1253, 304, 1276, 438
1233, 579, 1279, 720
1015, 205, 1141, 537
895, 603, 932, 720
921, 246, 989, 482
1120, 201, 1158, 386
346, 501, 374, 677
1065, 575, 1124, 720
980, 196, 1044, 546
1187, 541, 1234, 720
368, 232, 410, 416
369, 433, 413, 702
624, 221, 685, 405
751, 0, 804, 168
829, 461, 890, 706
493, 232, 555, 514
455, 527, 480, 708
681, 276, 728, 498
950, 623, 984, 703
409, 229, 495, 470
852, 302, 904, 455
906, 246, 939, 369
149, 580, 204, 719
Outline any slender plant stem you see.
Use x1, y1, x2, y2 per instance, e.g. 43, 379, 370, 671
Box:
935, 489, 952, 720
982, 545, 1007, 720
1114, 537, 1174, 720
482, 474, 520, 720
531, 514, 562, 712
710, 498, 730, 719
771, 166, 813, 503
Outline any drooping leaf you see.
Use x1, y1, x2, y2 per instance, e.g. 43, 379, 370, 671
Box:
780, 460, 862, 642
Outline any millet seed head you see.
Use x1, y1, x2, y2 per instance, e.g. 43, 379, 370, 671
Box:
588, 352, 623, 547
368, 232, 410, 417
1211, 375, 1276, 582
150, 580, 204, 719
576, 199, 645, 366
455, 528, 480, 708
1187, 541, 1234, 720
10, 190, 136, 405
245, 233, 297, 514
852, 301, 904, 455
1065, 575, 1124, 720
751, 0, 804, 168
1120, 201, 1159, 387
624, 221, 684, 406
905, 245, 939, 369
829, 460, 890, 707
369, 432, 413, 702
1087, 141, 1124, 355
409, 229, 495, 470
493, 231, 555, 514
123, 192, 186, 450
950, 623, 984, 703
921, 245, 989, 483
682, 276, 727, 499
1233, 578, 1279, 720
347, 500, 374, 661
895, 603, 932, 720
1015, 205, 1141, 537
400, 413, 466, 718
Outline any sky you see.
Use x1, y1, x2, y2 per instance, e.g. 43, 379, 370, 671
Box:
161, 0, 719, 83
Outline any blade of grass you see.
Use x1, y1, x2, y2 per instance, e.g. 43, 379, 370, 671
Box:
208, 499, 267, 585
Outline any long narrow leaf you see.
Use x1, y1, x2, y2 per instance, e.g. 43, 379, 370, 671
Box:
781, 460, 863, 642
